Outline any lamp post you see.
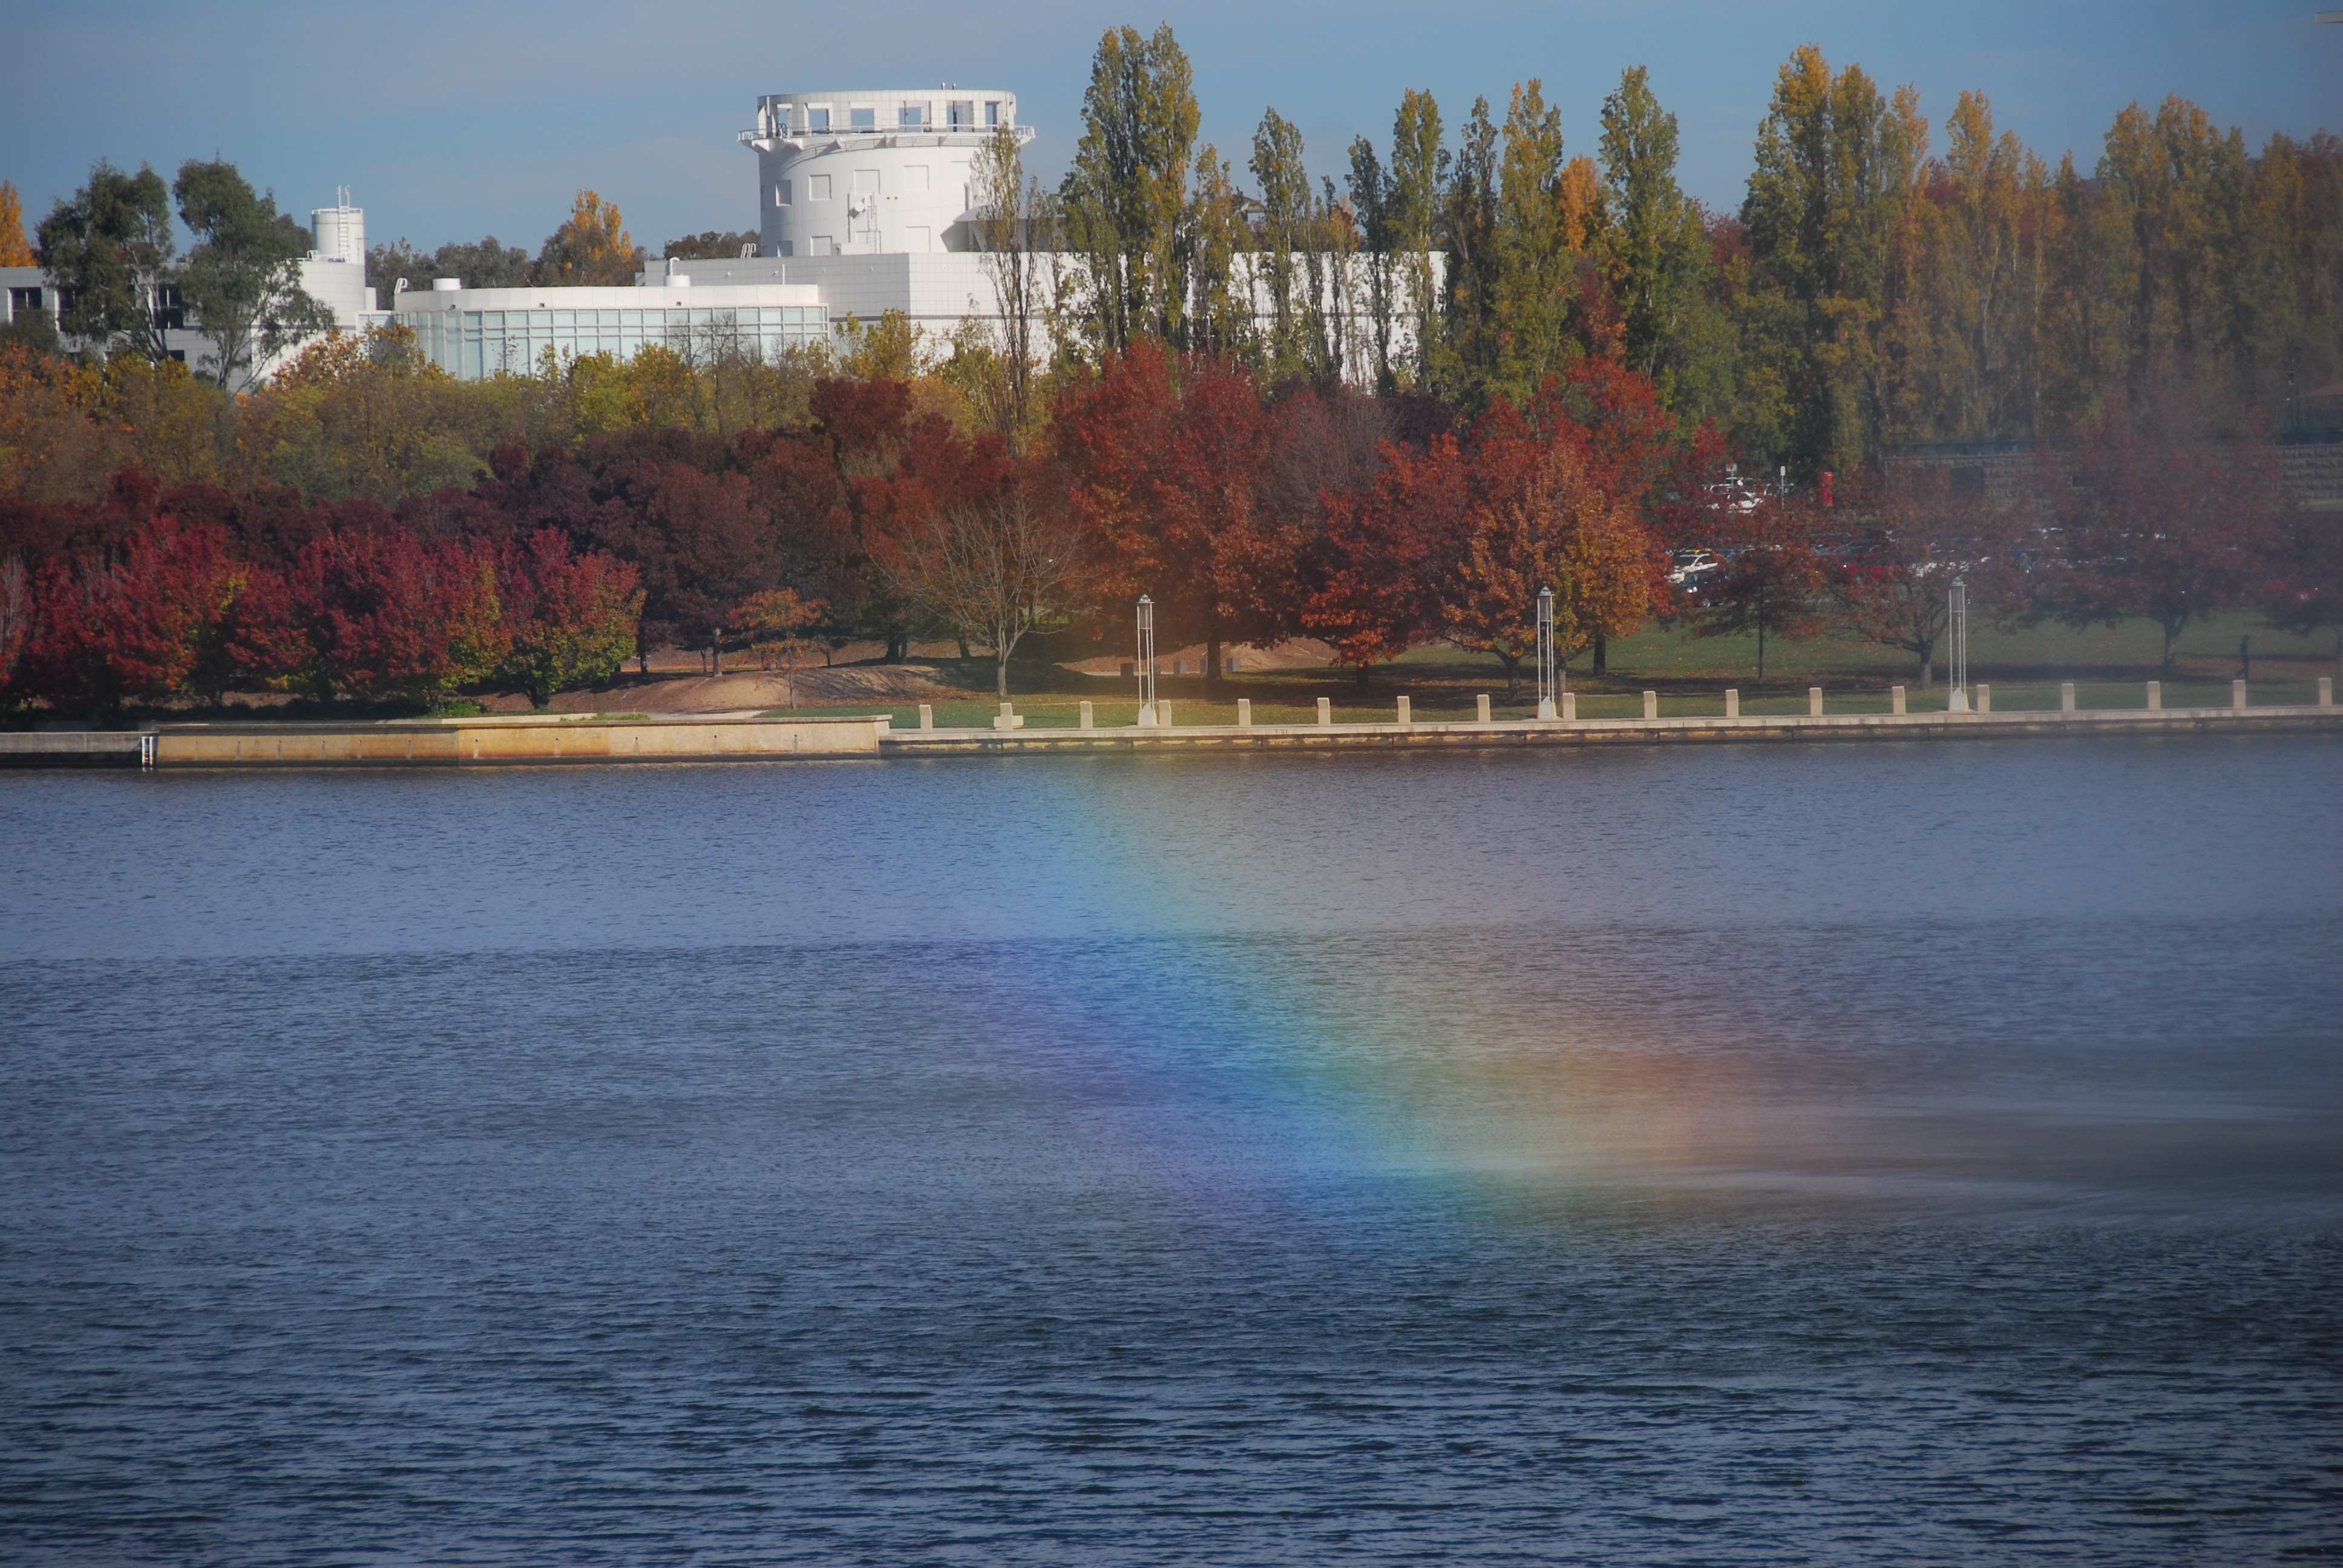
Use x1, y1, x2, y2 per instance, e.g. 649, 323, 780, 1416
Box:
1947, 577, 1970, 712
1536, 587, 1558, 720
1135, 595, 1157, 726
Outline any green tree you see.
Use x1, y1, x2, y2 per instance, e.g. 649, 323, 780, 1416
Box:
1184, 145, 1253, 361
1060, 23, 1199, 354
1490, 80, 1572, 403
1599, 67, 1726, 416
1439, 96, 1500, 401
1388, 90, 1447, 388
1740, 46, 1925, 474
1251, 108, 1313, 379
660, 229, 760, 261
1347, 134, 1397, 391
172, 159, 336, 390
34, 162, 176, 361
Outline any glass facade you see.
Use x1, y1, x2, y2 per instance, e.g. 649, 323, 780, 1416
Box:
402, 304, 829, 381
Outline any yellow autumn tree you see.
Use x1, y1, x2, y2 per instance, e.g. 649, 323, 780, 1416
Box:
536, 189, 638, 286
0, 182, 32, 266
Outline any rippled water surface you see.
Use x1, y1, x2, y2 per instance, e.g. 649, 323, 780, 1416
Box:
4, 737, 2340, 1564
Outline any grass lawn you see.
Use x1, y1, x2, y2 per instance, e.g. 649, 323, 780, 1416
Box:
793, 610, 2338, 730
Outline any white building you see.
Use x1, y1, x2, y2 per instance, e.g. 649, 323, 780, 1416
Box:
739, 88, 1031, 258
390, 266, 825, 379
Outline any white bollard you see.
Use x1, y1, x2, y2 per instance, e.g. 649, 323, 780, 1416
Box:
1159, 700, 1174, 728
2232, 679, 2247, 712
2321, 677, 2333, 708
1396, 694, 1412, 727
919, 704, 934, 731
1080, 700, 1094, 730
2060, 681, 2076, 713
1317, 696, 1332, 727
994, 701, 1024, 731
1891, 685, 1906, 716
1561, 691, 1577, 722
1237, 698, 1252, 727
1976, 684, 1991, 713
1642, 690, 1659, 720
1476, 693, 1492, 724
2146, 681, 2161, 712
1724, 688, 1739, 718
1807, 687, 1823, 717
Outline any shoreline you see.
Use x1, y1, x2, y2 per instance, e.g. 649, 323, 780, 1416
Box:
4, 702, 2340, 769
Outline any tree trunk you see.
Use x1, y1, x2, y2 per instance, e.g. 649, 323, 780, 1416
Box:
1918, 642, 1933, 690
1355, 662, 1371, 690
1757, 622, 1766, 687
2161, 621, 2179, 677
1593, 633, 1608, 675
957, 638, 972, 662
1502, 652, 1521, 701
1206, 633, 1222, 686
996, 654, 1010, 698
885, 632, 906, 663
711, 630, 721, 676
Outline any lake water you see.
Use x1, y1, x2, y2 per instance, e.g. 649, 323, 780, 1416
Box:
3, 737, 2339, 1564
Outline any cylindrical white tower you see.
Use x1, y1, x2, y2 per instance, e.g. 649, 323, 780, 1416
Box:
739, 89, 1032, 259
310, 195, 364, 265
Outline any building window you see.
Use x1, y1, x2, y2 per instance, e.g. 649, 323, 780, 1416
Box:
899, 104, 925, 129
850, 106, 875, 131
948, 100, 974, 129
985, 101, 1000, 127
808, 174, 832, 201
775, 180, 792, 206
808, 106, 831, 132
7, 286, 41, 316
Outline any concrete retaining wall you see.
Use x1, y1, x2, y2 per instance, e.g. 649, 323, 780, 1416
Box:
146, 714, 890, 768
882, 706, 2343, 754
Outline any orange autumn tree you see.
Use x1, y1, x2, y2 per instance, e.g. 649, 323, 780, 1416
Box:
1442, 402, 1652, 699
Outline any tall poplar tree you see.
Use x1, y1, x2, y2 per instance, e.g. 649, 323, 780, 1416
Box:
1599, 67, 1725, 416
1060, 23, 1199, 355
1740, 45, 1924, 474
1388, 90, 1447, 389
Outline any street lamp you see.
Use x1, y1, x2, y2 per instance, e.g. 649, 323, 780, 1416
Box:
1536, 586, 1558, 720
1947, 577, 1970, 712
1135, 595, 1157, 726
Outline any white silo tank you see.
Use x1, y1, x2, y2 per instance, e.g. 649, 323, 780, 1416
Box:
310, 201, 365, 265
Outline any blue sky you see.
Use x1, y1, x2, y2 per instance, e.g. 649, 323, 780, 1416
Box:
6, 1, 2336, 256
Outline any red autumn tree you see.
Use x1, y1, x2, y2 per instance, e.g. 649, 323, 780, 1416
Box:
1305, 437, 1451, 687
1442, 408, 1653, 699
2037, 393, 2288, 674
1054, 341, 1286, 680
1692, 494, 1829, 687
2261, 506, 2340, 675
16, 514, 246, 714
280, 528, 505, 704
1829, 466, 2025, 687
498, 528, 644, 709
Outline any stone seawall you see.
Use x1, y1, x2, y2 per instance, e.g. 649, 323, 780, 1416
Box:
5, 704, 2336, 769
0, 713, 891, 769
884, 705, 2343, 754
